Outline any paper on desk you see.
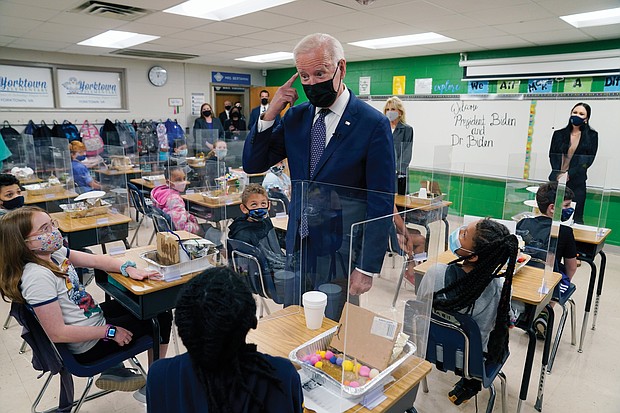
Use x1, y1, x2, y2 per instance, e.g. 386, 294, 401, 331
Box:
298, 370, 357, 413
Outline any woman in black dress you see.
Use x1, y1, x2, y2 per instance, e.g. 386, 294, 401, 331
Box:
548, 102, 598, 224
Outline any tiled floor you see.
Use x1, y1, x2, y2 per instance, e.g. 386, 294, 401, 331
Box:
1, 214, 618, 412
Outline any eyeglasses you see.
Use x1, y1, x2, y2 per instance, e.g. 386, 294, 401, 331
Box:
35, 219, 59, 235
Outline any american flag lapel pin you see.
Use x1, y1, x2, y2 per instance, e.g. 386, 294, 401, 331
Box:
345, 120, 351, 126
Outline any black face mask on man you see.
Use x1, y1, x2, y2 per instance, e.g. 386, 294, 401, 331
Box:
302, 61, 342, 108
261, 98, 269, 106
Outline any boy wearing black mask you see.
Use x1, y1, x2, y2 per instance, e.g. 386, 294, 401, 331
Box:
228, 183, 285, 274
0, 173, 24, 216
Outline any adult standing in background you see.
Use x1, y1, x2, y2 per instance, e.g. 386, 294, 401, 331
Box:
218, 99, 232, 126
243, 33, 395, 298
383, 96, 413, 193
248, 90, 280, 130
548, 102, 598, 224
193, 103, 224, 152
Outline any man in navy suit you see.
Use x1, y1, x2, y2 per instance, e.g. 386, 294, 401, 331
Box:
248, 90, 280, 129
243, 33, 394, 300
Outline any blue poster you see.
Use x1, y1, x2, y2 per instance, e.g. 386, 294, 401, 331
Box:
528, 79, 553, 93
603, 75, 620, 92
211, 71, 251, 85
468, 81, 488, 94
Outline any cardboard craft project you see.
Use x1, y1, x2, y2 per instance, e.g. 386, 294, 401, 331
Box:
156, 232, 180, 266
330, 303, 401, 371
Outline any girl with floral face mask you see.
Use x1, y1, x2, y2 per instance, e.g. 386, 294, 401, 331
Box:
0, 207, 172, 384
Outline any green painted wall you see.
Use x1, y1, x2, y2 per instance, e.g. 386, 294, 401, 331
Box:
266, 39, 620, 245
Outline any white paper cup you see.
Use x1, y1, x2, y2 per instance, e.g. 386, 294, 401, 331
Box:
302, 291, 328, 330
418, 188, 428, 199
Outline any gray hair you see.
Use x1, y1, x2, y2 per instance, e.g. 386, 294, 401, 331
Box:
293, 33, 345, 67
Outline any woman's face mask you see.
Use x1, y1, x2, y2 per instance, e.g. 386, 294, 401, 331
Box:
570, 115, 585, 126
202, 110, 212, 118
386, 110, 399, 122
215, 149, 227, 158
176, 149, 188, 157
26, 229, 63, 253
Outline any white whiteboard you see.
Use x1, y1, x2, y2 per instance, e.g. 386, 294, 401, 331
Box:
366, 98, 619, 189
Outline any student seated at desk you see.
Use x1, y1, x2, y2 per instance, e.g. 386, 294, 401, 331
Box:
0, 207, 173, 399
0, 173, 24, 216
417, 218, 518, 405
516, 182, 577, 339
151, 166, 222, 247
70, 141, 101, 193
204, 140, 228, 187
229, 184, 286, 274
146, 267, 303, 413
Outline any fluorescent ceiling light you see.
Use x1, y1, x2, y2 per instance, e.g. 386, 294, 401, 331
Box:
164, 0, 296, 21
561, 7, 620, 28
349, 32, 455, 49
236, 52, 294, 63
78, 30, 159, 48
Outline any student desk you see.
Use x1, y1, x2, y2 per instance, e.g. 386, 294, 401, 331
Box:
571, 225, 612, 352
20, 176, 43, 185
129, 177, 159, 191
95, 232, 205, 359
394, 194, 452, 251
94, 167, 142, 177
415, 251, 561, 413
24, 189, 79, 212
50, 211, 132, 251
246, 305, 433, 413
181, 192, 243, 222
272, 215, 289, 231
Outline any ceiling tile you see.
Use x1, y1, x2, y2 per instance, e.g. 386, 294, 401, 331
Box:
0, 36, 18, 46
518, 29, 594, 45
277, 21, 344, 37
225, 11, 304, 29
464, 3, 555, 25
428, 0, 533, 14
0, 2, 62, 21
8, 38, 72, 52
321, 11, 397, 30
169, 30, 229, 43
270, 0, 353, 20
48, 11, 127, 30
192, 21, 264, 37
114, 22, 184, 37
498, 17, 574, 35
579, 25, 620, 40
467, 35, 537, 48
532, 0, 620, 15
4, 0, 78, 10
441, 26, 510, 40
132, 12, 211, 29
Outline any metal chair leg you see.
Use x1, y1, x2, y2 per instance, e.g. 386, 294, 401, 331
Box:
31, 371, 54, 413
569, 298, 576, 345
3, 313, 12, 329
548, 303, 569, 373
129, 216, 145, 247
422, 376, 429, 393
148, 226, 157, 245
19, 340, 28, 354
485, 382, 497, 413
128, 356, 148, 378
391, 258, 409, 308
498, 371, 507, 413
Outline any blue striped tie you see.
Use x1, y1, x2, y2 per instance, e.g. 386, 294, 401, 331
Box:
301, 108, 330, 238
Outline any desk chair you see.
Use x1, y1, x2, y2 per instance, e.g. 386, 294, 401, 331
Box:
426, 308, 508, 413
150, 206, 175, 238
389, 226, 413, 308
127, 182, 154, 247
227, 238, 281, 317
521, 244, 577, 373
10, 302, 151, 413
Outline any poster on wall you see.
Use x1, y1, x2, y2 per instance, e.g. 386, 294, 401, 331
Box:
0, 64, 54, 108
359, 76, 371, 95
392, 76, 406, 95
57, 69, 123, 108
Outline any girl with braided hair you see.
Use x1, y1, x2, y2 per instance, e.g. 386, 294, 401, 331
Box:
418, 218, 518, 405
146, 266, 303, 413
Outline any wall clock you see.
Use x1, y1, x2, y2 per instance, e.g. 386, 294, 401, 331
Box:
148, 66, 168, 87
